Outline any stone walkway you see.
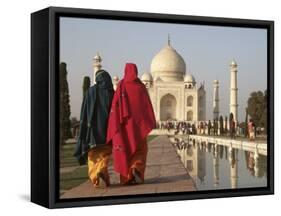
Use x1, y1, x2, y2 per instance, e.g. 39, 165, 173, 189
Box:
61, 135, 196, 199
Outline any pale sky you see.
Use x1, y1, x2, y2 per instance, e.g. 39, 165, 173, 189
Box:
60, 17, 267, 121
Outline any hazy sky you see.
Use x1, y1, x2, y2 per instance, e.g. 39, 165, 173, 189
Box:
60, 17, 267, 121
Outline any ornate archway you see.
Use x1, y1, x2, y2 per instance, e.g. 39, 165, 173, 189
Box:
187, 95, 193, 106
160, 93, 177, 121
187, 110, 193, 121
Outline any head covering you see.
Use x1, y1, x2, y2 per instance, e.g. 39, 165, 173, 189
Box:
95, 70, 114, 89
107, 63, 156, 176
74, 70, 114, 165
123, 63, 138, 82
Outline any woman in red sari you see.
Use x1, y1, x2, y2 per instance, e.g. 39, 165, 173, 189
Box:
107, 63, 156, 185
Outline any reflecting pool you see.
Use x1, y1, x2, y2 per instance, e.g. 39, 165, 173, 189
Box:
169, 136, 267, 190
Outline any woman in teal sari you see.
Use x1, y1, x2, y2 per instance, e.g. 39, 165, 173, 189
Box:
74, 70, 114, 188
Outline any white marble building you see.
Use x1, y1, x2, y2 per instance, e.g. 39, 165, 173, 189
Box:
140, 40, 206, 123
93, 39, 207, 124
92, 51, 239, 126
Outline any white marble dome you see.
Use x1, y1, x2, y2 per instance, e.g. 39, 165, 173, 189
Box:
151, 44, 186, 82
141, 72, 153, 82
230, 59, 237, 66
184, 74, 195, 83
113, 75, 119, 81
213, 79, 219, 84
94, 53, 102, 61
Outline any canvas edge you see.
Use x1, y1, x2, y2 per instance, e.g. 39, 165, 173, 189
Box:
30, 6, 274, 209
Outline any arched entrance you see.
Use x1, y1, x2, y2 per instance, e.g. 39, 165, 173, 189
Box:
187, 110, 193, 121
187, 95, 193, 106
160, 94, 177, 121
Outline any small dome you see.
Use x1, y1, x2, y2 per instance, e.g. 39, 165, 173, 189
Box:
113, 75, 119, 81
184, 74, 195, 83
154, 76, 163, 82
94, 53, 102, 61
151, 44, 186, 82
213, 79, 219, 84
230, 59, 237, 66
141, 72, 153, 81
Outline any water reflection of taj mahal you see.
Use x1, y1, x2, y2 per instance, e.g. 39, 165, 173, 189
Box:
169, 136, 267, 190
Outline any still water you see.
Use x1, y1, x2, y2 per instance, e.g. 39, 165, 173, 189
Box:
169, 136, 267, 190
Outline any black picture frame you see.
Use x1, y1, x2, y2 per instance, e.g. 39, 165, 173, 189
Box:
31, 6, 274, 209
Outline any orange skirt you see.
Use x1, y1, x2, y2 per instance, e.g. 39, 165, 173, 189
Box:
87, 145, 112, 188
120, 139, 148, 185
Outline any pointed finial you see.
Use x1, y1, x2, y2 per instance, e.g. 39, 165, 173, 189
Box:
94, 52, 102, 61
230, 58, 237, 66
168, 34, 171, 46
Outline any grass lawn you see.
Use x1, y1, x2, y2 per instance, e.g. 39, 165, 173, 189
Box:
60, 135, 158, 194
60, 142, 79, 168
147, 135, 158, 142
60, 166, 88, 191
60, 142, 87, 192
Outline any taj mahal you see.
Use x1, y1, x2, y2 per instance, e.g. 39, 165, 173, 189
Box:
92, 37, 239, 125
139, 38, 206, 123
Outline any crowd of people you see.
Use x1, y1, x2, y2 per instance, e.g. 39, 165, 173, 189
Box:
156, 118, 259, 141
157, 121, 197, 135
156, 120, 229, 136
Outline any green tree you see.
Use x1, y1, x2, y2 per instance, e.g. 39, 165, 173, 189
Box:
260, 90, 267, 130
59, 62, 72, 148
247, 90, 267, 130
229, 113, 234, 138
224, 116, 228, 134
229, 113, 233, 122
214, 118, 218, 135
244, 108, 248, 137
82, 76, 91, 97
70, 117, 79, 127
219, 115, 224, 135
207, 120, 211, 135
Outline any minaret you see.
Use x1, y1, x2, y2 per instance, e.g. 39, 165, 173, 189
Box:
254, 150, 260, 178
230, 59, 238, 122
213, 80, 219, 120
213, 149, 219, 187
112, 76, 119, 90
168, 33, 171, 46
198, 145, 206, 184
229, 147, 238, 189
93, 53, 102, 85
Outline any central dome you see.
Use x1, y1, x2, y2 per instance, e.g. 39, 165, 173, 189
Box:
151, 44, 186, 82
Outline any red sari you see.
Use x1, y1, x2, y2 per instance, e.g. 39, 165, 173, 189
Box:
107, 63, 156, 184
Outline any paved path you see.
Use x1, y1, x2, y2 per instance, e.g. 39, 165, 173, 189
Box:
61, 135, 196, 199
